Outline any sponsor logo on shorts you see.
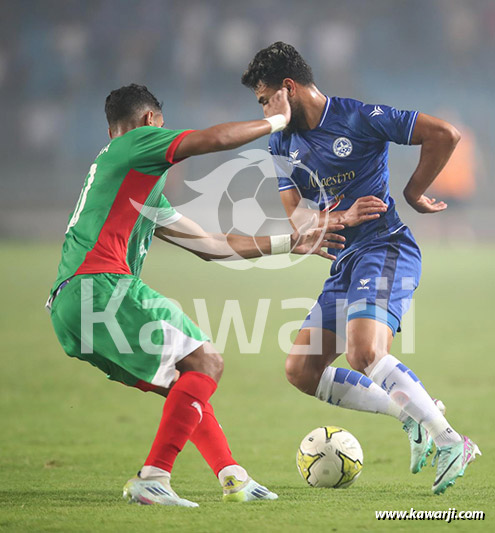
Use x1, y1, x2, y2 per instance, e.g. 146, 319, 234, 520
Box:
357, 278, 371, 290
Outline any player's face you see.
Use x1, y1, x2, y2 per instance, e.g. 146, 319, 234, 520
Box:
255, 84, 278, 116
255, 83, 305, 133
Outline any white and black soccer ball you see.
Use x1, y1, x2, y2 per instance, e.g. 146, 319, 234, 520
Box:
297, 426, 363, 488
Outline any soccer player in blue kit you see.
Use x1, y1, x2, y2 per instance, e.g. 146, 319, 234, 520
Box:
242, 42, 480, 494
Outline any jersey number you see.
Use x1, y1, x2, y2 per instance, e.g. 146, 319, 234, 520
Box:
65, 164, 97, 234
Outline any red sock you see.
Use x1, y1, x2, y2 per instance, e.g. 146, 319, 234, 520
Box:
144, 371, 217, 473
190, 402, 238, 476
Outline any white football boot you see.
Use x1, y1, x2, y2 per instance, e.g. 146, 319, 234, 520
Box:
123, 473, 198, 507
222, 474, 278, 502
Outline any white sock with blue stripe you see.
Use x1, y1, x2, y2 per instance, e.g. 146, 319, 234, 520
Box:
366, 354, 462, 447
316, 366, 408, 421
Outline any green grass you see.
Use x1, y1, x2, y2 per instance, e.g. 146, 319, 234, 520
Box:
0, 242, 493, 532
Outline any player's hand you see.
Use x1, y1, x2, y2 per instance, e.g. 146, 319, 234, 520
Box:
405, 194, 448, 213
341, 196, 388, 227
264, 88, 291, 125
290, 214, 345, 260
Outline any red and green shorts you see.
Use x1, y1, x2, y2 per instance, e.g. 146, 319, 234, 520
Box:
50, 273, 209, 389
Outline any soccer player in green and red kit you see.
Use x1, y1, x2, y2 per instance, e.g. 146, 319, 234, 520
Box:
47, 84, 345, 507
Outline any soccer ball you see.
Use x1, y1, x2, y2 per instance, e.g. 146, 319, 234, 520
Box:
296, 426, 363, 488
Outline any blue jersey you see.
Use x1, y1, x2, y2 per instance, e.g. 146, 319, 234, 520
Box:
269, 96, 418, 257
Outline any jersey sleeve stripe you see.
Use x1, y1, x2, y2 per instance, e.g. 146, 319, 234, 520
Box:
407, 111, 419, 145
278, 185, 297, 191
165, 130, 195, 165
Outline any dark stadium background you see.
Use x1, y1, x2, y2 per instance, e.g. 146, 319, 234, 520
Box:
0, 0, 493, 241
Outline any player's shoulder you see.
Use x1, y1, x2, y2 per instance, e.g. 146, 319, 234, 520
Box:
330, 96, 407, 119
326, 96, 391, 133
100, 126, 163, 158
126, 126, 183, 162
94, 134, 127, 165
316, 96, 369, 133
328, 96, 369, 117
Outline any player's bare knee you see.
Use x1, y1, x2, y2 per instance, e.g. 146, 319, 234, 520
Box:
346, 319, 392, 373
346, 345, 383, 374
199, 350, 223, 382
346, 352, 368, 374
177, 344, 223, 382
285, 356, 301, 387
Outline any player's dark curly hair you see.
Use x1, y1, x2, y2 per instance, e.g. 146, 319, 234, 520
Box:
241, 42, 314, 90
105, 83, 162, 126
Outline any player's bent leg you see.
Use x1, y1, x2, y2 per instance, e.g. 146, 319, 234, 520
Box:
132, 344, 222, 507
51, 275, 228, 506
289, 325, 403, 419
285, 327, 341, 395
175, 341, 223, 382
137, 345, 277, 503
288, 327, 413, 422
288, 291, 417, 421
345, 317, 393, 374
346, 317, 435, 474
184, 347, 276, 502
188, 403, 278, 502
349, 318, 481, 489
138, 364, 277, 502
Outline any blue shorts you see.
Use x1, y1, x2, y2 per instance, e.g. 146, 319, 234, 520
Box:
302, 225, 421, 336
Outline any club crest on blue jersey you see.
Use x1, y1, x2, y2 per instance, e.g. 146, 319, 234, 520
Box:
333, 137, 353, 158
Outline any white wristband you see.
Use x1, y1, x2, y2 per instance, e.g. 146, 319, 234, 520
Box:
264, 114, 287, 133
270, 234, 291, 255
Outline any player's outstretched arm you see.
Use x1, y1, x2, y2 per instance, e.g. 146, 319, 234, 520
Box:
403, 113, 461, 213
154, 213, 344, 261
172, 89, 291, 160
280, 188, 387, 230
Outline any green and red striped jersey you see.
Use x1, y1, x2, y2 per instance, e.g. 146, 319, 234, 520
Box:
51, 126, 192, 294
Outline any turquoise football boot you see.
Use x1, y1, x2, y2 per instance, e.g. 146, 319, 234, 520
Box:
431, 436, 481, 495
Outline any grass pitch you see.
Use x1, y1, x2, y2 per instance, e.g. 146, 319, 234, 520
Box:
0, 241, 493, 532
